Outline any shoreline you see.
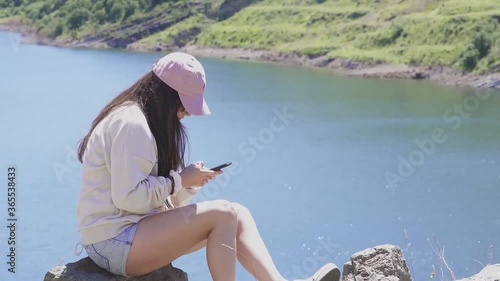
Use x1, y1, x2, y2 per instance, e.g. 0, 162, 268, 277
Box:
2, 21, 499, 90
177, 45, 500, 89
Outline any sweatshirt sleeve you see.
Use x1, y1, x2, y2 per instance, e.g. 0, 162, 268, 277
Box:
108, 106, 173, 214
169, 187, 200, 208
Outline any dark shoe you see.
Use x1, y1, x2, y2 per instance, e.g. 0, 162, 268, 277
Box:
294, 263, 341, 281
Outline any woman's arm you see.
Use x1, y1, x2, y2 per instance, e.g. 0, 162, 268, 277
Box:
110, 152, 174, 214
108, 106, 175, 214
169, 187, 200, 208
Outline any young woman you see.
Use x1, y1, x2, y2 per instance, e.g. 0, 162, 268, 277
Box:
76, 52, 340, 281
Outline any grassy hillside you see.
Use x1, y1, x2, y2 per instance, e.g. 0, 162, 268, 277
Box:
191, 0, 500, 72
0, 0, 210, 41
1, 0, 499, 72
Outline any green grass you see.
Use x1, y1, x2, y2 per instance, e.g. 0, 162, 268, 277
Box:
139, 13, 212, 46
193, 0, 500, 72
2, 0, 499, 72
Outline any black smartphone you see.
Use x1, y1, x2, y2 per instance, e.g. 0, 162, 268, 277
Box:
211, 162, 232, 171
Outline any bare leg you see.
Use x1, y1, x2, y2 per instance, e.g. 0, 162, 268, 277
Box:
184, 239, 207, 255
175, 203, 334, 281
178, 203, 286, 281
231, 203, 287, 281
126, 200, 238, 281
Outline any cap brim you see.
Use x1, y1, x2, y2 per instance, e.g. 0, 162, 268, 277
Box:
178, 93, 211, 116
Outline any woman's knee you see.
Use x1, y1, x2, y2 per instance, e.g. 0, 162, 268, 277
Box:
205, 200, 239, 222
230, 202, 250, 217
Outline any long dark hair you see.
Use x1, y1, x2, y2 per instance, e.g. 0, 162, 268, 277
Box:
77, 71, 188, 176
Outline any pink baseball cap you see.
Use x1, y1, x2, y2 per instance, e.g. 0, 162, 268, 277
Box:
152, 52, 210, 115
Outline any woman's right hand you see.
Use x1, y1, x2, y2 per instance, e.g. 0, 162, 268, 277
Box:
179, 162, 218, 188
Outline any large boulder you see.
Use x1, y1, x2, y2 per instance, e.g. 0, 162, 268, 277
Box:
44, 257, 188, 281
342, 244, 412, 281
456, 264, 500, 281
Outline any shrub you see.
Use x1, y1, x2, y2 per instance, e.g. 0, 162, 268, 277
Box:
302, 46, 332, 58
472, 32, 492, 59
459, 31, 493, 71
369, 25, 404, 47
460, 44, 479, 71
70, 30, 78, 39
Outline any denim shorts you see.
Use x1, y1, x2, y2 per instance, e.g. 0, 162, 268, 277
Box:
84, 223, 138, 276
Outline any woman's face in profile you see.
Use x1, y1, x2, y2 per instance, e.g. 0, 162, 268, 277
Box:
177, 106, 191, 120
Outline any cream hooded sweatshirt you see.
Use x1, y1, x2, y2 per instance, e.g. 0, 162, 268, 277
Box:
77, 101, 198, 245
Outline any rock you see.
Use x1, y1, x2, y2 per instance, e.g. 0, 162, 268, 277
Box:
476, 77, 500, 89
342, 244, 411, 281
412, 71, 429, 80
457, 264, 500, 281
44, 257, 188, 281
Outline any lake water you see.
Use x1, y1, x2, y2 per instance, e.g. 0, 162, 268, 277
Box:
0, 31, 499, 281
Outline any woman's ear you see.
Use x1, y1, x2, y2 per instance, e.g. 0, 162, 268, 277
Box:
177, 106, 190, 119
177, 107, 183, 119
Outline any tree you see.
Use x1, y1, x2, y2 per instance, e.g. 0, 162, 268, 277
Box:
93, 8, 106, 24
109, 2, 124, 22
0, 0, 10, 8
48, 19, 65, 37
123, 0, 138, 20
67, 8, 90, 29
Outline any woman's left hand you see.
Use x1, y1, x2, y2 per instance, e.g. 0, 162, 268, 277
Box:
196, 161, 223, 186
188, 161, 223, 187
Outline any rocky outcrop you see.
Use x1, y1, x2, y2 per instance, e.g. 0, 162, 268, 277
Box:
44, 257, 187, 281
128, 26, 202, 51
73, 9, 193, 49
44, 246, 500, 281
456, 264, 500, 281
53, 0, 255, 50
342, 244, 412, 281
475, 77, 500, 89
207, 0, 255, 20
